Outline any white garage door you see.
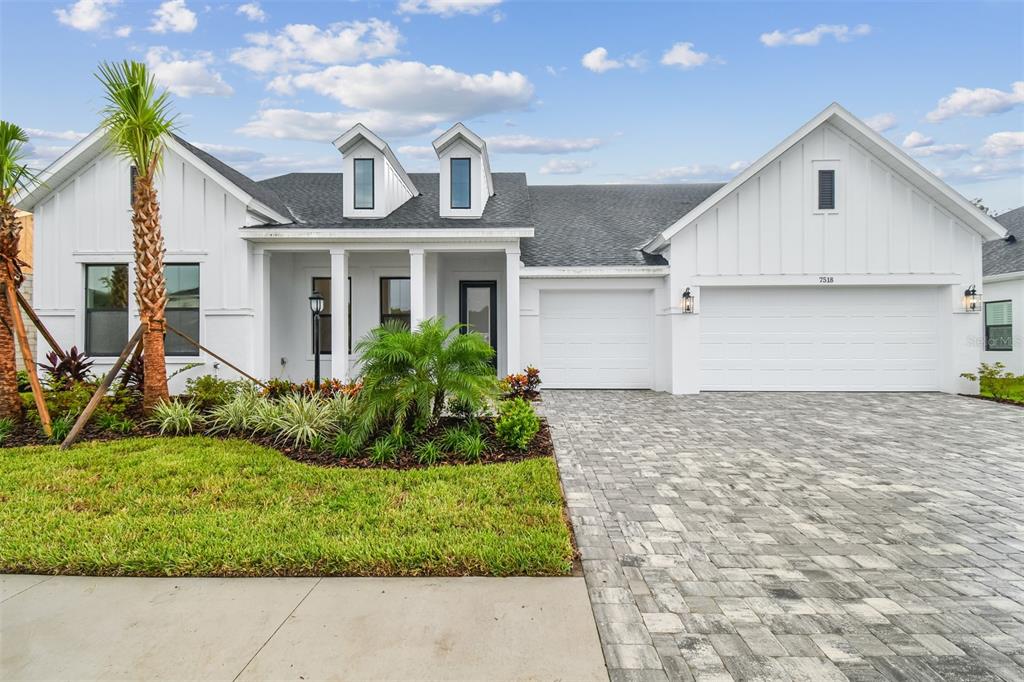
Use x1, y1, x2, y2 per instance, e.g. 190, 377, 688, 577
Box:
541, 290, 654, 388
700, 286, 941, 391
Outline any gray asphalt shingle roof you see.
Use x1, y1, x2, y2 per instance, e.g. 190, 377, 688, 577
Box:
522, 183, 723, 267
985, 206, 1024, 277
254, 172, 533, 229
172, 134, 292, 220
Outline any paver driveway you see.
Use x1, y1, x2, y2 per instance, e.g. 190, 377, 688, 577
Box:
543, 391, 1024, 682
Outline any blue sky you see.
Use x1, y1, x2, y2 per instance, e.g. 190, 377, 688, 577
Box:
2, 0, 1022, 211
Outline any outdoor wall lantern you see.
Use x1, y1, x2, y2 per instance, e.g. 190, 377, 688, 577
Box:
962, 285, 980, 312
681, 287, 695, 314
309, 291, 325, 389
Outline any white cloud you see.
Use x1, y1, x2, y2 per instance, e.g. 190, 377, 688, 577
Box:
644, 162, 747, 183
193, 143, 339, 178
397, 0, 501, 16
236, 2, 266, 22
488, 135, 602, 154
539, 159, 594, 175
114, 25, 131, 37
237, 109, 448, 140
902, 131, 933, 149
268, 60, 534, 125
582, 47, 622, 73
146, 47, 233, 97
933, 157, 1024, 184
980, 131, 1024, 158
230, 20, 402, 73
396, 145, 436, 158
24, 128, 89, 142
192, 143, 265, 163
545, 65, 565, 77
149, 0, 197, 34
660, 42, 714, 69
908, 143, 970, 158
926, 81, 1024, 122
760, 23, 871, 47
864, 112, 897, 133
54, 0, 119, 32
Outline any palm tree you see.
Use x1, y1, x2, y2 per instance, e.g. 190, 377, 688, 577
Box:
0, 121, 37, 419
96, 60, 177, 413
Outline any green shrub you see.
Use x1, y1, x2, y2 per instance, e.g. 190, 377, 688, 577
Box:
43, 382, 96, 419
455, 432, 485, 463
439, 425, 470, 452
961, 362, 1024, 401
369, 436, 400, 465
331, 431, 361, 458
15, 370, 30, 393
206, 389, 261, 435
185, 375, 242, 408
415, 440, 442, 466
95, 411, 136, 435
495, 398, 541, 451
149, 400, 204, 435
0, 416, 15, 445
250, 397, 285, 435
48, 414, 74, 443
273, 394, 334, 449
355, 317, 498, 437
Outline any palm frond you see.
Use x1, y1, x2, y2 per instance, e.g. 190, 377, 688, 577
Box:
0, 120, 40, 204
95, 60, 178, 175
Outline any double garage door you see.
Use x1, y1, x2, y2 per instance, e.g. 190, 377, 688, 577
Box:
539, 286, 941, 391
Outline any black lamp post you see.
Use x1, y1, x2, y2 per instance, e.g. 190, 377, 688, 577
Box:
309, 291, 324, 390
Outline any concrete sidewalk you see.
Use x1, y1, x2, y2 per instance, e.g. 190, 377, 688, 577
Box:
0, 574, 607, 681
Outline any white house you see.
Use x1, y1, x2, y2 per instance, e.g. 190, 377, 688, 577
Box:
15, 103, 1007, 394
981, 206, 1023, 374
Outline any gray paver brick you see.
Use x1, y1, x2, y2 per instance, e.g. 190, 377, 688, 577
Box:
544, 391, 1024, 682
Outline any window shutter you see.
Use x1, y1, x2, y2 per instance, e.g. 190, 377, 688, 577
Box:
818, 169, 835, 210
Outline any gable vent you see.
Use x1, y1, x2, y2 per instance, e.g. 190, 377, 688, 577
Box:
818, 169, 835, 210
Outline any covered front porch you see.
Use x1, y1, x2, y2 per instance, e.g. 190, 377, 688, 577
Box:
247, 240, 522, 383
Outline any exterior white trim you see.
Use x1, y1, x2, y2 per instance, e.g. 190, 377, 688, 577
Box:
689, 273, 964, 287
240, 228, 534, 242
14, 127, 108, 210
983, 271, 1024, 284
333, 123, 419, 198
645, 102, 1007, 252
520, 266, 670, 279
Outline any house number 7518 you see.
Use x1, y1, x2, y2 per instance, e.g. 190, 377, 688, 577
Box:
818, 276, 835, 284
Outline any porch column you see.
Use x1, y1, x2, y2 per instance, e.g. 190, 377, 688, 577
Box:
330, 248, 348, 381
409, 247, 426, 329
505, 248, 521, 375
251, 246, 271, 379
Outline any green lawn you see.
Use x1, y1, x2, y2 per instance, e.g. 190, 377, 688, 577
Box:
0, 437, 573, 577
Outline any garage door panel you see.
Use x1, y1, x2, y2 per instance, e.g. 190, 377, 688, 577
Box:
700, 287, 941, 391
541, 290, 654, 389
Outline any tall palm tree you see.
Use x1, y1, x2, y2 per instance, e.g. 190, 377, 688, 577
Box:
96, 60, 177, 413
0, 121, 36, 419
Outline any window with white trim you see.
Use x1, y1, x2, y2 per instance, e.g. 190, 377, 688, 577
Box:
985, 300, 1013, 351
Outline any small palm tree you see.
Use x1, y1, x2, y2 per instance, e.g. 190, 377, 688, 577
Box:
96, 60, 178, 413
0, 121, 37, 419
355, 317, 498, 437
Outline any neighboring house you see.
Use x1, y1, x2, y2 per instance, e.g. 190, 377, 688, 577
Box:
14, 210, 35, 371
15, 103, 1007, 394
981, 206, 1023, 373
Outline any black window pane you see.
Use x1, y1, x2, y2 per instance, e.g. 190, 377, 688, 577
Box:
354, 158, 374, 209
380, 278, 411, 327
86, 310, 129, 356
165, 309, 200, 356
451, 158, 471, 209
312, 277, 332, 355
987, 325, 1013, 351
85, 264, 129, 356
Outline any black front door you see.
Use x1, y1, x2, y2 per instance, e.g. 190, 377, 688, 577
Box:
459, 281, 498, 358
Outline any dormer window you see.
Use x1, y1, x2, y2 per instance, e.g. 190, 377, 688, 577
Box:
451, 158, 471, 209
353, 158, 374, 209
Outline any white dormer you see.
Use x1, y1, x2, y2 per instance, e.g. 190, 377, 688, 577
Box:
432, 123, 494, 219
334, 124, 418, 219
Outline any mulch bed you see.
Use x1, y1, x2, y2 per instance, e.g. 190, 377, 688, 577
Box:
2, 411, 555, 471
959, 393, 1024, 409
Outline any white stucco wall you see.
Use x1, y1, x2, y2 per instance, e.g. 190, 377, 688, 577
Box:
980, 276, 1024, 374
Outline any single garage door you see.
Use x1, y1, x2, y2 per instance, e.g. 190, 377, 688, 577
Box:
700, 286, 941, 391
541, 290, 654, 388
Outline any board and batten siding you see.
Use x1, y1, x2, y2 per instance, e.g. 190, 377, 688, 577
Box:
670, 122, 982, 283
32, 145, 257, 388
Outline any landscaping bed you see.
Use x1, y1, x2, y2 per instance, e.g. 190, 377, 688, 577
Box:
0, 436, 573, 577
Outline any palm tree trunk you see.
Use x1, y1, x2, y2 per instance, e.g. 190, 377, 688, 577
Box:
0, 203, 23, 419
132, 168, 169, 413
